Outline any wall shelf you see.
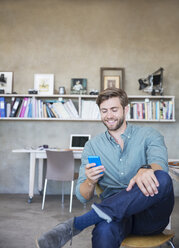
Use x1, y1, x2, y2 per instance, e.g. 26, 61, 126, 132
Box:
0, 94, 175, 122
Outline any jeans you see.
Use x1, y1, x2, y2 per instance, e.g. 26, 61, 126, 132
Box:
92, 170, 174, 248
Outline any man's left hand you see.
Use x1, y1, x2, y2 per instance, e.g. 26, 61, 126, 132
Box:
126, 168, 159, 197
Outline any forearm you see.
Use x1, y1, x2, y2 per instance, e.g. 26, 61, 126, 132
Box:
150, 163, 163, 171
79, 178, 96, 201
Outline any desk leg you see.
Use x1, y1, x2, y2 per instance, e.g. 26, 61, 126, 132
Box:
28, 153, 36, 203
38, 158, 44, 195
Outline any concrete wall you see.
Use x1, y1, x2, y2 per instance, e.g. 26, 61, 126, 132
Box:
0, 0, 179, 196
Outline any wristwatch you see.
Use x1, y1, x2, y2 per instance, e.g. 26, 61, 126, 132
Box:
138, 164, 152, 171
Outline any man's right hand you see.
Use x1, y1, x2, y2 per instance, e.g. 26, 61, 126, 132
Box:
79, 163, 105, 200
85, 163, 105, 185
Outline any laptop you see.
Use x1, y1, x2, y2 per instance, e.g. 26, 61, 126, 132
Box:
69, 134, 91, 150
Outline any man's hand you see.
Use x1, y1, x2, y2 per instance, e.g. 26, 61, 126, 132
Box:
85, 163, 105, 185
79, 163, 105, 200
126, 168, 159, 197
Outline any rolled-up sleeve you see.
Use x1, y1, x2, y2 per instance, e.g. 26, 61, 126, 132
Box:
75, 142, 93, 203
145, 129, 168, 172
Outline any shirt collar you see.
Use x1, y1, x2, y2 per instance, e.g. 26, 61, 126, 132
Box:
105, 122, 133, 141
121, 122, 133, 139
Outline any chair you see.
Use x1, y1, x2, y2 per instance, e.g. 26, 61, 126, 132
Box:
42, 150, 78, 213
95, 184, 175, 248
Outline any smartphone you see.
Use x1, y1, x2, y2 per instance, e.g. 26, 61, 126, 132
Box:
88, 156, 103, 174
88, 156, 102, 166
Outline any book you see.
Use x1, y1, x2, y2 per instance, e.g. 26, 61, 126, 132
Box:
6, 102, 11, 117
24, 98, 31, 118
27, 98, 33, 118
19, 98, 28, 117
90, 101, 100, 119
9, 98, 22, 117
46, 103, 55, 118
53, 101, 71, 119
0, 97, 6, 117
66, 99, 79, 118
81, 100, 91, 119
43, 103, 48, 118
49, 105, 58, 118
46, 103, 57, 118
168, 101, 173, 120
37, 100, 43, 118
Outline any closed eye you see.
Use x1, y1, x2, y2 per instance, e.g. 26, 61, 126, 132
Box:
101, 109, 107, 113
111, 107, 118, 112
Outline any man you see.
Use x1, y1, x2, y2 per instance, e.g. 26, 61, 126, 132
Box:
37, 88, 174, 248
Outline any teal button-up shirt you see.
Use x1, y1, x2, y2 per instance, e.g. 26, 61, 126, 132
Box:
76, 124, 168, 203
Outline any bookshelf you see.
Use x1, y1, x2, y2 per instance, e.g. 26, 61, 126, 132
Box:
126, 95, 175, 122
0, 94, 176, 122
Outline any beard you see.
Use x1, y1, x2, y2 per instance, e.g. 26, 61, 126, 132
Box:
102, 115, 125, 131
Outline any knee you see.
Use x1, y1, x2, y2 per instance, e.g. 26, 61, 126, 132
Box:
92, 221, 121, 247
92, 221, 114, 237
154, 170, 173, 193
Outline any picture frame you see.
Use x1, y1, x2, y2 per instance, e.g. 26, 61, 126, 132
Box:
100, 67, 124, 91
104, 76, 120, 89
0, 72, 13, 93
34, 74, 54, 95
71, 78, 87, 94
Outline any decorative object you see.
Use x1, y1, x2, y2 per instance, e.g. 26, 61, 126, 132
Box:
89, 89, 99, 95
28, 89, 38, 94
0, 72, 13, 93
59, 86, 66, 95
71, 78, 87, 94
100, 67, 124, 91
138, 67, 164, 95
34, 74, 54, 95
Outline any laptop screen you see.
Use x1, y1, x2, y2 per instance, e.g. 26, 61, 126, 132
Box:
70, 134, 91, 149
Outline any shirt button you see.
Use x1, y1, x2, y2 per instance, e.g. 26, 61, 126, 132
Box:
128, 136, 130, 139
117, 145, 120, 147
120, 158, 122, 161
121, 172, 124, 175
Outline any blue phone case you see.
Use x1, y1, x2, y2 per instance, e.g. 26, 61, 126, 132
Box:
88, 156, 103, 174
88, 156, 102, 166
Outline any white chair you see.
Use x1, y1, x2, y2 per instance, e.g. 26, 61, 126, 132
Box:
42, 150, 78, 213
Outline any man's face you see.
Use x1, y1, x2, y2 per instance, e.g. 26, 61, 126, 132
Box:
99, 97, 126, 131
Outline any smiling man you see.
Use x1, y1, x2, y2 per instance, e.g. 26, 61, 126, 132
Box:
37, 88, 174, 248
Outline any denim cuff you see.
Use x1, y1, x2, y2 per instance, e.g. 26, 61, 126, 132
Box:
92, 204, 112, 223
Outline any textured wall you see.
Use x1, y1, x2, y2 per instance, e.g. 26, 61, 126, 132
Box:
0, 0, 179, 196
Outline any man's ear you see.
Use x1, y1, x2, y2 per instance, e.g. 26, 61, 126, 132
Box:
124, 105, 129, 117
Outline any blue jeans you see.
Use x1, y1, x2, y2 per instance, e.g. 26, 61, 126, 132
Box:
92, 170, 174, 248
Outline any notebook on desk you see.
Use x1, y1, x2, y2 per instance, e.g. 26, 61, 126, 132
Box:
69, 134, 91, 150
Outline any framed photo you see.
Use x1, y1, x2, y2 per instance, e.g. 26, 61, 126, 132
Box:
0, 72, 13, 93
71, 78, 87, 94
100, 67, 124, 91
104, 76, 120, 89
34, 74, 54, 95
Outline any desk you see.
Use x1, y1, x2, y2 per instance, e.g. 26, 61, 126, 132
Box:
12, 150, 179, 203
12, 149, 82, 203
168, 159, 179, 183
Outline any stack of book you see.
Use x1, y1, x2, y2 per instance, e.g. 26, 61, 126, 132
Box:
126, 100, 173, 120
0, 97, 80, 119
81, 100, 100, 119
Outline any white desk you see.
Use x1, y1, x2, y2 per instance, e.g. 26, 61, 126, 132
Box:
12, 150, 179, 203
12, 149, 82, 203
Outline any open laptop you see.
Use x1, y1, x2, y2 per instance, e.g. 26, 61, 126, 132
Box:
69, 134, 91, 150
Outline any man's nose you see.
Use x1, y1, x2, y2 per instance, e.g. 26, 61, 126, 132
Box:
106, 111, 113, 118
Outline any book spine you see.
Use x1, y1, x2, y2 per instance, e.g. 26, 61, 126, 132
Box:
9, 98, 22, 117
0, 97, 6, 117
19, 98, 28, 117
